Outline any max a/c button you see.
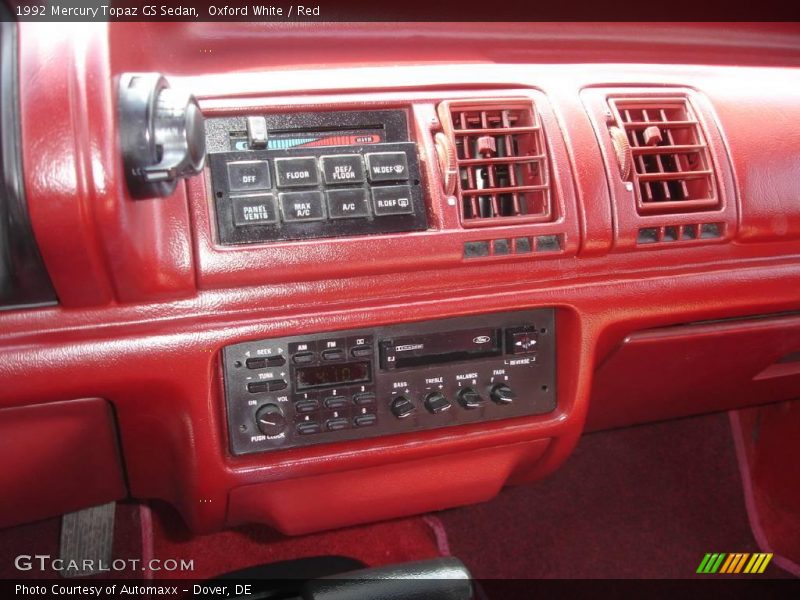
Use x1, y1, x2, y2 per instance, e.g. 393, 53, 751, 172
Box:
279, 191, 326, 222
372, 186, 414, 216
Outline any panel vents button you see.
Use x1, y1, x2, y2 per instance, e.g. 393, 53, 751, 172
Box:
231, 194, 278, 227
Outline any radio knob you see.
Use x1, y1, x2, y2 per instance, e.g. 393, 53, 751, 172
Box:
424, 391, 451, 414
457, 387, 483, 409
490, 383, 516, 405
390, 396, 415, 419
255, 403, 286, 436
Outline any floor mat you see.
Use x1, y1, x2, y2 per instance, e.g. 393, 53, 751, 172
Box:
148, 504, 442, 579
437, 413, 790, 579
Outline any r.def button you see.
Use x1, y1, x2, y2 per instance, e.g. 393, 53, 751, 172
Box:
371, 186, 414, 216
231, 194, 278, 227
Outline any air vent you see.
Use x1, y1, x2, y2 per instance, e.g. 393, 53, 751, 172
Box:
609, 97, 719, 215
440, 100, 553, 227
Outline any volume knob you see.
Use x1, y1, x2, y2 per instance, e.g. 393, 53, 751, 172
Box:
254, 403, 286, 436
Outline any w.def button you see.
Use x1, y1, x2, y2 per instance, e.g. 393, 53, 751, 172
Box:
372, 186, 414, 216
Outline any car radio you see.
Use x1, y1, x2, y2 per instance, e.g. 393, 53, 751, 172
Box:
205, 109, 428, 245
222, 310, 556, 455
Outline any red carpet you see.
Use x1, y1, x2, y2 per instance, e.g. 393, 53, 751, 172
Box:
0, 412, 793, 581
437, 413, 790, 579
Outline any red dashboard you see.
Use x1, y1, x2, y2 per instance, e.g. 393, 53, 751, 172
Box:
1, 21, 799, 561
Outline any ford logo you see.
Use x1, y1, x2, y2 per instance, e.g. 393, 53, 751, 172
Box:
473, 335, 491, 344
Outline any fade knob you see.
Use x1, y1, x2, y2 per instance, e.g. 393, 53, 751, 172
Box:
490, 383, 516, 405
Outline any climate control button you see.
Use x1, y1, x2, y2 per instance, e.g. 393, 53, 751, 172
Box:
424, 391, 451, 414
254, 404, 286, 436
390, 396, 415, 419
457, 387, 484, 409
490, 383, 516, 405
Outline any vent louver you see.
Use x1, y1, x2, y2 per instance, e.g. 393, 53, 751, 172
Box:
609, 97, 719, 215
440, 100, 553, 227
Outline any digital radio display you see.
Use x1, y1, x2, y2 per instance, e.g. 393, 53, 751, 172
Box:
295, 361, 371, 390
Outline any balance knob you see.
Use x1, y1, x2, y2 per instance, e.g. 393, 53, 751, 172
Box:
254, 403, 286, 436
457, 387, 483, 409
490, 383, 516, 405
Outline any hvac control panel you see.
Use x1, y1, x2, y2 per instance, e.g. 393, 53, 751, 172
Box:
222, 310, 556, 455
206, 110, 428, 244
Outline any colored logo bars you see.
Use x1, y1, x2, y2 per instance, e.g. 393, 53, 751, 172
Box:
697, 553, 773, 574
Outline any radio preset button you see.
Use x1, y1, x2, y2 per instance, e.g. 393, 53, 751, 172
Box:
372, 186, 414, 216
296, 421, 321, 435
275, 157, 319, 188
365, 152, 409, 182
295, 399, 320, 414
324, 396, 349, 410
279, 191, 326, 222
354, 413, 377, 428
320, 154, 365, 185
424, 391, 451, 414
326, 417, 350, 432
326, 188, 371, 220
231, 194, 278, 227
227, 160, 270, 191
390, 396, 415, 418
353, 392, 376, 406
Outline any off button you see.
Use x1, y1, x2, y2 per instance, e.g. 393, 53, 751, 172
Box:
372, 186, 414, 216
227, 160, 270, 192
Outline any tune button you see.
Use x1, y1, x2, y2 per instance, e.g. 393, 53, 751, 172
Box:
457, 387, 484, 409
390, 396, 415, 419
266, 379, 288, 392
424, 391, 451, 414
490, 383, 516, 405
254, 404, 286, 436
